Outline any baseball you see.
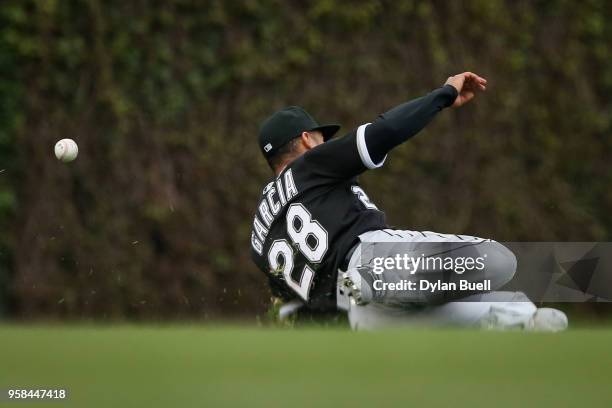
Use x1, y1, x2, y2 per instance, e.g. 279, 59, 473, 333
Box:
54, 139, 78, 162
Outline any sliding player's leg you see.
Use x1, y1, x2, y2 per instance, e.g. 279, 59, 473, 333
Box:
345, 291, 566, 331
337, 229, 568, 331
339, 229, 517, 306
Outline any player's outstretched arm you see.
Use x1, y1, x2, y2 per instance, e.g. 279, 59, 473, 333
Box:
363, 72, 487, 164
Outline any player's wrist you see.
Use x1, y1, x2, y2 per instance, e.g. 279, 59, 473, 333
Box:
440, 84, 459, 108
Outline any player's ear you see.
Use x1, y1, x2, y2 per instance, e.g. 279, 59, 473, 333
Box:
302, 131, 323, 150
301, 131, 315, 150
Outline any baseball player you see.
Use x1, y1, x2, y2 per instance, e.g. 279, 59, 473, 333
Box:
250, 72, 568, 331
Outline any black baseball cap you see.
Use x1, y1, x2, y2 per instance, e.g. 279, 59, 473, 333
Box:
258, 106, 340, 159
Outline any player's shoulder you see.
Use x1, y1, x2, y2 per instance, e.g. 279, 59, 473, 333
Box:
307, 128, 358, 154
297, 128, 359, 165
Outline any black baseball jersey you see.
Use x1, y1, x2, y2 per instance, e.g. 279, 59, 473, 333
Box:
251, 86, 458, 310
250, 124, 388, 310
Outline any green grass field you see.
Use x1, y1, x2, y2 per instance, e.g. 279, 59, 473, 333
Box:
1, 325, 611, 407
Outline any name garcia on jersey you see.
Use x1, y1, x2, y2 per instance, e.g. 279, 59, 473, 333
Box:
251, 168, 298, 255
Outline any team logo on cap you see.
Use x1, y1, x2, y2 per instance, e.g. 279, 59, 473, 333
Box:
264, 143, 273, 152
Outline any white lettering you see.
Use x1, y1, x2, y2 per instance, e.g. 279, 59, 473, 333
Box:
276, 179, 287, 206
251, 232, 263, 255
266, 187, 281, 215
253, 216, 268, 242
284, 168, 298, 200
258, 201, 274, 227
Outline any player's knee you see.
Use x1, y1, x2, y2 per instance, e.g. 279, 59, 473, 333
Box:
485, 242, 517, 289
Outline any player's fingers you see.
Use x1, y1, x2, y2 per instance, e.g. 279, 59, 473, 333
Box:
466, 75, 486, 91
465, 72, 487, 85
464, 78, 480, 92
470, 79, 486, 91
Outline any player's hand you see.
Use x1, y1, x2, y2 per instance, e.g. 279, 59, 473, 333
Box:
444, 72, 487, 108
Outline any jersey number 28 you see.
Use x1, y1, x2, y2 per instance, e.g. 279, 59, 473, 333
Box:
267, 203, 328, 300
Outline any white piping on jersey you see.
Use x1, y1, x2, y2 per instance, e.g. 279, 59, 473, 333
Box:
356, 123, 387, 169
